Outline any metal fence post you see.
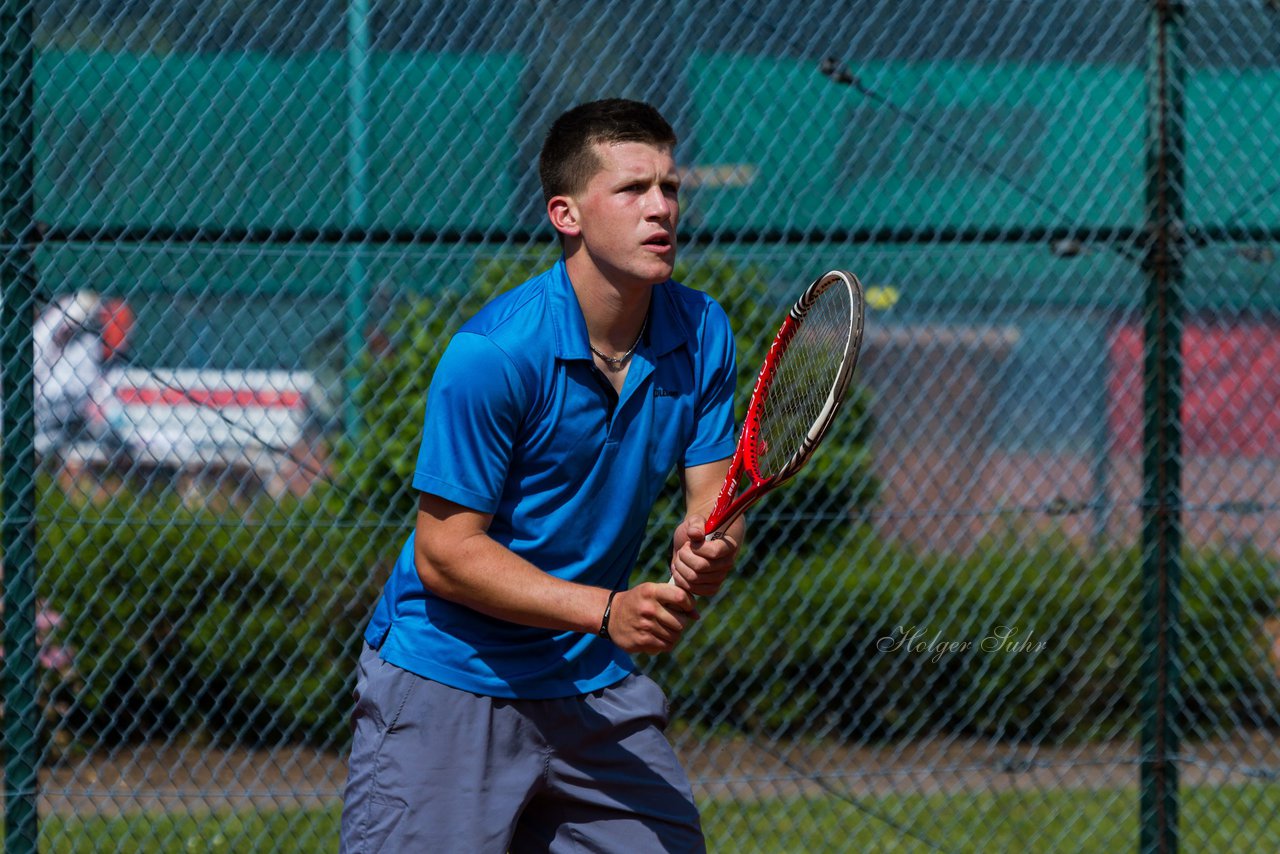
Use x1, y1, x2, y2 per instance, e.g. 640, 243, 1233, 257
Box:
1140, 2, 1186, 852
0, 0, 40, 847
344, 0, 372, 439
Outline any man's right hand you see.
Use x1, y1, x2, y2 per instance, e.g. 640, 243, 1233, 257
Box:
607, 583, 699, 654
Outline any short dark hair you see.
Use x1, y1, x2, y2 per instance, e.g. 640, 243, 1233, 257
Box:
538, 99, 677, 202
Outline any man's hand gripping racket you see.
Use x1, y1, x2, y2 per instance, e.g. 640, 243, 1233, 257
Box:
670, 269, 866, 590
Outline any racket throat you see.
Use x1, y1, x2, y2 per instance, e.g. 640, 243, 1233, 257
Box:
705, 475, 742, 532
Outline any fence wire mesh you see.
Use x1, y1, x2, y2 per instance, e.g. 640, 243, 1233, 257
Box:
1, 0, 1279, 851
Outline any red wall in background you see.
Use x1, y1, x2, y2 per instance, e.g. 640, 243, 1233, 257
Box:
1109, 322, 1280, 458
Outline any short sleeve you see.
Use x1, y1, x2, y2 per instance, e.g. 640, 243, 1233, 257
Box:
683, 299, 738, 467
412, 332, 526, 513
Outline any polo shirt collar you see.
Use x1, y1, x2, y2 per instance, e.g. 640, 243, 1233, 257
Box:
548, 256, 693, 361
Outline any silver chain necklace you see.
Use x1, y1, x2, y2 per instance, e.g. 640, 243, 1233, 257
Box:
590, 315, 648, 372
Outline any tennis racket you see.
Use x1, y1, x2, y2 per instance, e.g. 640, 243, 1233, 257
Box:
702, 269, 865, 540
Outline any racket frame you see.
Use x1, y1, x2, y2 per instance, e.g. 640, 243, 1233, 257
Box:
704, 269, 865, 536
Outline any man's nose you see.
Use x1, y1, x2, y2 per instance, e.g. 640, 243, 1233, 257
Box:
644, 187, 675, 219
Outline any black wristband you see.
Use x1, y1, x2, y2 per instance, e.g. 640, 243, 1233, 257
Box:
598, 589, 620, 639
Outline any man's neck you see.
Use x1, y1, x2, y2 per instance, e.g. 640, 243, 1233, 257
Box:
565, 254, 654, 352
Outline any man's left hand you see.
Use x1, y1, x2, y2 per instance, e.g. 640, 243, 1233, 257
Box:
669, 514, 739, 598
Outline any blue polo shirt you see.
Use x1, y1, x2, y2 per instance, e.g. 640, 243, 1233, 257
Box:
364, 259, 737, 699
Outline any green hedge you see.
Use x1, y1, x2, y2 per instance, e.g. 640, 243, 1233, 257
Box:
653, 533, 1280, 743
34, 478, 1280, 748
38, 484, 389, 747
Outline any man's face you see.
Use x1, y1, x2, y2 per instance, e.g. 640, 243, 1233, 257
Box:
563, 141, 681, 288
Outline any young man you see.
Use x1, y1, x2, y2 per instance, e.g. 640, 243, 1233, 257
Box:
340, 98, 744, 852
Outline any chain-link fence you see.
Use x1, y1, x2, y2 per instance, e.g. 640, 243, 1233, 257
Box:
2, 0, 1279, 851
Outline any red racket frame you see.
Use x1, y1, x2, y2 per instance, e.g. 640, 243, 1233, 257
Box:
704, 270, 864, 536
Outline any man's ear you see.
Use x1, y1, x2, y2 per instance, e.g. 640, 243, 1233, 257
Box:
547, 195, 581, 238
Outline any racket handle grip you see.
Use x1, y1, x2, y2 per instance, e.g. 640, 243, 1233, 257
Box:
666, 528, 727, 585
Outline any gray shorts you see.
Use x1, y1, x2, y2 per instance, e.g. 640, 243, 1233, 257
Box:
339, 644, 705, 853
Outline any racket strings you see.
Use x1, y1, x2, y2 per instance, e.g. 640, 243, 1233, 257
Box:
755, 282, 852, 478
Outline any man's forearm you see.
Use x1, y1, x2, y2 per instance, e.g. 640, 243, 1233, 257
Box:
416, 530, 611, 635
